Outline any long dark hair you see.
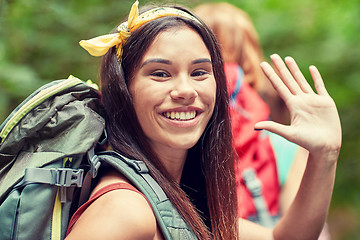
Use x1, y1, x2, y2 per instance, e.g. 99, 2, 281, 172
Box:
100, 7, 238, 240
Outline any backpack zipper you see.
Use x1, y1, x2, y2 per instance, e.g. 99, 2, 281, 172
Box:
0, 77, 83, 144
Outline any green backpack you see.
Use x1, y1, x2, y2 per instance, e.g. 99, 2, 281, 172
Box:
0, 76, 196, 240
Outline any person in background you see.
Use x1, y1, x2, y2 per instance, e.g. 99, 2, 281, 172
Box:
66, 1, 341, 239
194, 3, 331, 239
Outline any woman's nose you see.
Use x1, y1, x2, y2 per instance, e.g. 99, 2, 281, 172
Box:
170, 76, 198, 103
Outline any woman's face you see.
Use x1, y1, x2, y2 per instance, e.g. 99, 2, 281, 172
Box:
129, 25, 216, 158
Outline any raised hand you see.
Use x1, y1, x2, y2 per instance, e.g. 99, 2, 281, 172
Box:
255, 54, 341, 157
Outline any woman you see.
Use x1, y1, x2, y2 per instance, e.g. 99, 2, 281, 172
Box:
66, 1, 341, 239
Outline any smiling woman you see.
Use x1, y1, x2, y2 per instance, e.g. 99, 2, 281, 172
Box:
65, 1, 342, 240
66, 2, 236, 239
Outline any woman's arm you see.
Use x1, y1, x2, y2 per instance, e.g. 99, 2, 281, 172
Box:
247, 54, 341, 240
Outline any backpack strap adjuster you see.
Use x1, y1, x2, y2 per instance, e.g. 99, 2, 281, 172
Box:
128, 160, 149, 173
87, 147, 101, 178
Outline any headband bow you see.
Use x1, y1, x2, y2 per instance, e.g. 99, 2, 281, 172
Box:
79, 0, 200, 59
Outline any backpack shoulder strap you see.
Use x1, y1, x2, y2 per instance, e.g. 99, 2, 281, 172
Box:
242, 168, 277, 228
97, 151, 197, 240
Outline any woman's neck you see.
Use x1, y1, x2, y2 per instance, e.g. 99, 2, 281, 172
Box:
150, 144, 188, 183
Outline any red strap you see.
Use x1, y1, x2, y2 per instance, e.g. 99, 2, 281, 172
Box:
66, 182, 147, 236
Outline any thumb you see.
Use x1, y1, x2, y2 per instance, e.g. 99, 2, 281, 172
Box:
254, 120, 292, 139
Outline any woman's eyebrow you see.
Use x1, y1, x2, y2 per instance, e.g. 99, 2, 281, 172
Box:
140, 58, 171, 68
192, 58, 212, 65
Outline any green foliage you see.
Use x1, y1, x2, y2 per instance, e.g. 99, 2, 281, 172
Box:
1, 0, 359, 238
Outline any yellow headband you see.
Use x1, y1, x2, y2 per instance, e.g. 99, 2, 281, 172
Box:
79, 1, 200, 59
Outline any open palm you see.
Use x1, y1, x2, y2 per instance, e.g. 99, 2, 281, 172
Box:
255, 54, 342, 155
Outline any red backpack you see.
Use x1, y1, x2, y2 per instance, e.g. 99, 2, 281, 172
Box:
225, 63, 280, 226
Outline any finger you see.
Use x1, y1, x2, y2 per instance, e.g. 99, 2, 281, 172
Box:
284, 56, 314, 93
270, 54, 302, 94
309, 65, 329, 96
260, 61, 292, 101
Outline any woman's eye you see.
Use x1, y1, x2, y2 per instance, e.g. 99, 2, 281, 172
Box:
191, 70, 209, 78
150, 71, 170, 78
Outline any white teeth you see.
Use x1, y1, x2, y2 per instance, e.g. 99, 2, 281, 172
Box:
163, 111, 197, 121
180, 112, 185, 120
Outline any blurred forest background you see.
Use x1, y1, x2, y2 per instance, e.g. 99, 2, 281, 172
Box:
0, 0, 359, 238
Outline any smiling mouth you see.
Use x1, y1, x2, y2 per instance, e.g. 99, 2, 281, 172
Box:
162, 111, 197, 121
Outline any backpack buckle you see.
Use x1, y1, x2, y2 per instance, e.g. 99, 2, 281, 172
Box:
52, 168, 84, 187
